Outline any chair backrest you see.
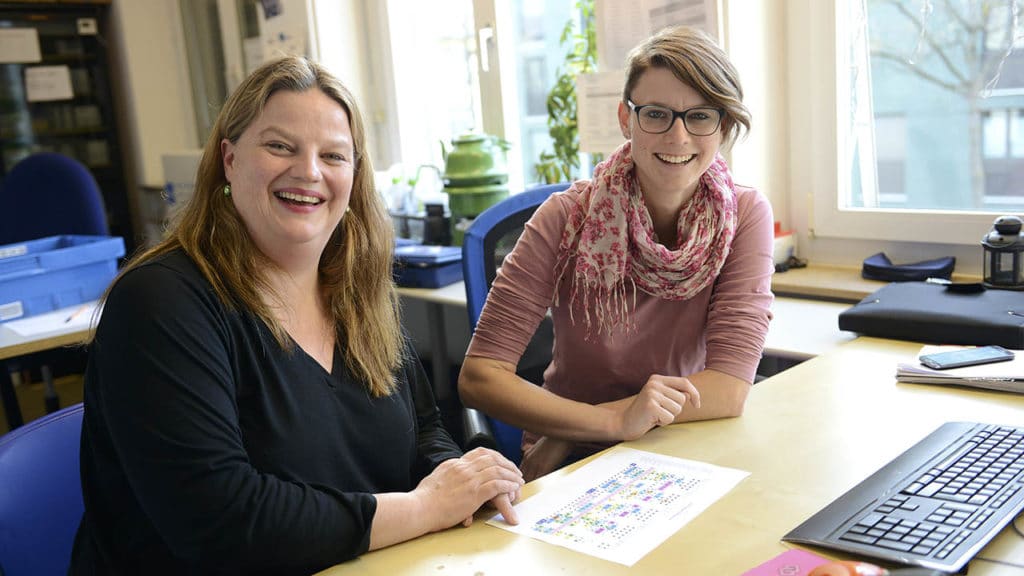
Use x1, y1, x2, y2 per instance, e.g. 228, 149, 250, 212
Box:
463, 182, 569, 328
0, 403, 85, 576
0, 153, 108, 245
461, 182, 569, 462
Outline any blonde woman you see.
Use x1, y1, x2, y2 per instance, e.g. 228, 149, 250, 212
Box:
72, 57, 521, 575
459, 26, 774, 481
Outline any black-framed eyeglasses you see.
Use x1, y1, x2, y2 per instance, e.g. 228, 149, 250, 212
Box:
626, 100, 724, 136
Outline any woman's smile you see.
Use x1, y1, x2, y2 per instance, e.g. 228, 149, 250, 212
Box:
655, 152, 697, 165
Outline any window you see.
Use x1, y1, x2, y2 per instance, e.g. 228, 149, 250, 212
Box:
385, 0, 481, 173
793, 0, 1024, 245
372, 0, 576, 192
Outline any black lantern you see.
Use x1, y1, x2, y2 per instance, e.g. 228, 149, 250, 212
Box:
982, 215, 1024, 290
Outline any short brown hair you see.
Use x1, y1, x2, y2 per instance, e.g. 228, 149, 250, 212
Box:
623, 26, 750, 147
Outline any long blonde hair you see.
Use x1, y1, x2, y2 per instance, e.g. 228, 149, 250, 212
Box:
112, 56, 403, 396
623, 26, 750, 148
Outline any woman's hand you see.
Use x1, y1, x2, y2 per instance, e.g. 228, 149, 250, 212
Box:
605, 374, 701, 441
412, 447, 524, 532
521, 436, 574, 482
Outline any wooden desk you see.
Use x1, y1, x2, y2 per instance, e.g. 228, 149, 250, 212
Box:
316, 337, 1024, 575
0, 304, 93, 429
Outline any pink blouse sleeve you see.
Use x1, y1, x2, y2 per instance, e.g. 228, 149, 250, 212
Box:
465, 193, 572, 365
703, 186, 776, 383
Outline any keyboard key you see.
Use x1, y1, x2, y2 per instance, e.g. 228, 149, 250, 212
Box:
840, 532, 878, 545
856, 513, 884, 528
877, 538, 914, 551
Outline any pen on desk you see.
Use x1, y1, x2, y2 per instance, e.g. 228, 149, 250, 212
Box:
64, 304, 88, 324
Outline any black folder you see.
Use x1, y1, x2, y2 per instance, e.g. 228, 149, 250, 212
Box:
838, 282, 1024, 349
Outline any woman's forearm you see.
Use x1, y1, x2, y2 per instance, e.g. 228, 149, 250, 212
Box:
368, 492, 432, 551
671, 369, 751, 423
458, 356, 621, 442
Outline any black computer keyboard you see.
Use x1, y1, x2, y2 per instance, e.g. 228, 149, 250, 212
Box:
784, 422, 1024, 572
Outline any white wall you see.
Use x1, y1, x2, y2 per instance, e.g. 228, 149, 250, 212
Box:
723, 0, 789, 231
110, 1, 198, 188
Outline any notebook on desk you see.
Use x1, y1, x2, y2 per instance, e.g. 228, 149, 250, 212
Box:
783, 421, 1024, 572
896, 345, 1024, 394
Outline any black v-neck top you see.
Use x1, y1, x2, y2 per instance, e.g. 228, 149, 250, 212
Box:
71, 250, 461, 575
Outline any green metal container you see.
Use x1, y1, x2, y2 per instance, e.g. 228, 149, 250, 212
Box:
445, 183, 508, 246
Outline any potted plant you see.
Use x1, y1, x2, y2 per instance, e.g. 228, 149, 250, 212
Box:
535, 0, 600, 185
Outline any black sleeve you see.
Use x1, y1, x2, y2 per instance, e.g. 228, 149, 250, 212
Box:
403, 346, 463, 479
91, 262, 375, 572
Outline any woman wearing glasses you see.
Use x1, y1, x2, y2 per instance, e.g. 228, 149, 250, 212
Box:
459, 26, 774, 481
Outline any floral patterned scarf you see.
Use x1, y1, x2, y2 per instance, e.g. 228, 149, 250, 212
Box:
554, 141, 737, 335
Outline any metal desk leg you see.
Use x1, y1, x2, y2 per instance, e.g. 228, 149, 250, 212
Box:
1, 361, 24, 430
424, 303, 450, 401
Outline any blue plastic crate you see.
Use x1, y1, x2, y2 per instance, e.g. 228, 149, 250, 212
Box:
393, 245, 462, 288
0, 235, 125, 322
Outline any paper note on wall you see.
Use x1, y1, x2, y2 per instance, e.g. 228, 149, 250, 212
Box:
596, 0, 719, 71
577, 71, 625, 155
25, 66, 74, 102
0, 28, 42, 64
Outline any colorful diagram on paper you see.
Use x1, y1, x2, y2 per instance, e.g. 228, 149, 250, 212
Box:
488, 447, 750, 566
530, 459, 705, 550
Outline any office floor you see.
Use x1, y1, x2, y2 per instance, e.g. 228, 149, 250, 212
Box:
0, 373, 84, 434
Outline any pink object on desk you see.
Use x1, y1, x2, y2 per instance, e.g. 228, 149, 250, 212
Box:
742, 548, 830, 575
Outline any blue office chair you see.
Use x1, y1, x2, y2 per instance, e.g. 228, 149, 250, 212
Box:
461, 182, 569, 464
0, 403, 84, 576
0, 152, 109, 245
0, 153, 109, 427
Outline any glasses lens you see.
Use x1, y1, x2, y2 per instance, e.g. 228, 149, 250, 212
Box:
636, 105, 673, 133
684, 108, 721, 136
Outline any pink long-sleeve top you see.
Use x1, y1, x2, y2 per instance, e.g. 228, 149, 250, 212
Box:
466, 184, 775, 452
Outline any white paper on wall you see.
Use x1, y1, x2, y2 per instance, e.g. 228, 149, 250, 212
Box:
577, 71, 626, 155
0, 28, 42, 64
25, 66, 74, 102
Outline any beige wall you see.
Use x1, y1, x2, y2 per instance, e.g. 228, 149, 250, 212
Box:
110, 0, 198, 188
724, 0, 790, 232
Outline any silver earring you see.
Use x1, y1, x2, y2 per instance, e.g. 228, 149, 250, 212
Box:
223, 184, 231, 197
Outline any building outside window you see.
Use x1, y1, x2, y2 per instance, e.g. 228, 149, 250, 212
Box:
847, 0, 1024, 213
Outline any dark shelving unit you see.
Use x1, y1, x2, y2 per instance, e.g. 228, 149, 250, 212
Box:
0, 0, 135, 252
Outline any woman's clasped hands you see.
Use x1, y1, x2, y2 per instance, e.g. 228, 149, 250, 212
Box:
606, 374, 701, 441
412, 447, 524, 530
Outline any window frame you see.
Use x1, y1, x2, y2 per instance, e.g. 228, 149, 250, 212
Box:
791, 0, 1001, 247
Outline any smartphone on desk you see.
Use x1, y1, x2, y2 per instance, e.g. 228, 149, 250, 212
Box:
919, 345, 1015, 370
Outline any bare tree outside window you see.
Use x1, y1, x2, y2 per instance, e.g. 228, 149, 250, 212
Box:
858, 0, 1024, 210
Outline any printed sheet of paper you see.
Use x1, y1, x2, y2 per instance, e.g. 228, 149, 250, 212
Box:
1, 301, 98, 338
25, 65, 74, 102
488, 447, 749, 566
0, 28, 42, 63
596, 0, 719, 71
577, 71, 625, 155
